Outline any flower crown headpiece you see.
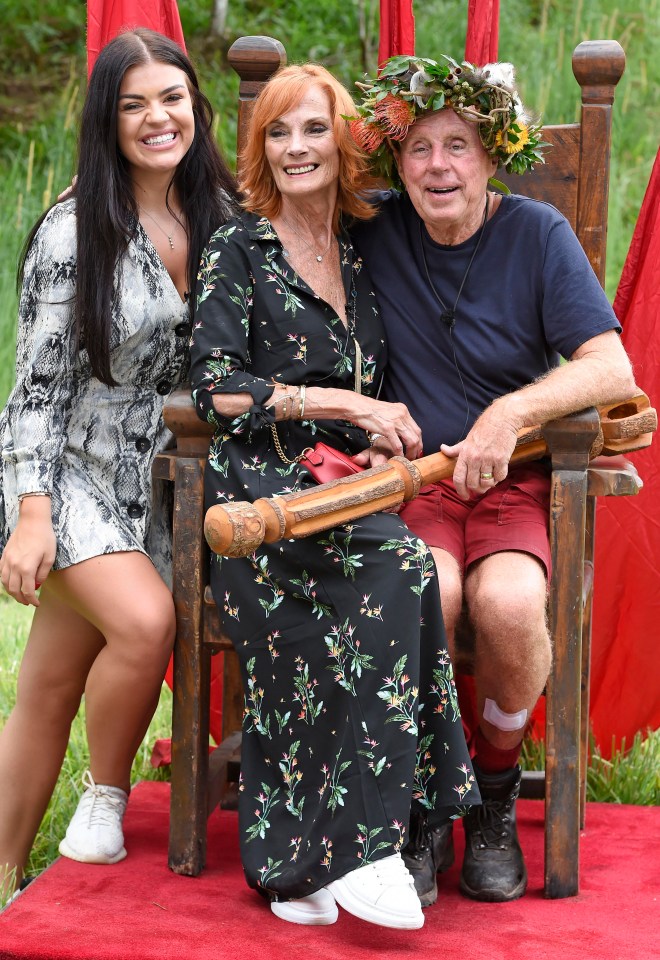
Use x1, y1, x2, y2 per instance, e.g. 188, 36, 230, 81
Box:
349, 55, 547, 191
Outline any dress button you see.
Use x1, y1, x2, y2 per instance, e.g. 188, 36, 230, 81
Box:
174, 322, 191, 337
127, 503, 143, 519
156, 381, 171, 395
135, 438, 150, 453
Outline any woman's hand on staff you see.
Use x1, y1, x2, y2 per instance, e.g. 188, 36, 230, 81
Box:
0, 497, 56, 606
306, 389, 423, 460
351, 442, 391, 469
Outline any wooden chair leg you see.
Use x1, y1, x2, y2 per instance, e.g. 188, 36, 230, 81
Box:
206, 648, 244, 814
168, 457, 211, 877
543, 410, 600, 898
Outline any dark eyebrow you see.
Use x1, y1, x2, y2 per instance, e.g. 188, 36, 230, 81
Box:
118, 83, 186, 101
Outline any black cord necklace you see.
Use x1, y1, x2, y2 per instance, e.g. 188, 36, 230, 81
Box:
418, 193, 490, 443
419, 192, 490, 330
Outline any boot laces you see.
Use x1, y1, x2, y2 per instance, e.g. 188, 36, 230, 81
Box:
472, 796, 514, 851
407, 813, 431, 858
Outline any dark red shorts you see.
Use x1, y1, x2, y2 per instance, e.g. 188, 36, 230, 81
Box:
400, 462, 552, 579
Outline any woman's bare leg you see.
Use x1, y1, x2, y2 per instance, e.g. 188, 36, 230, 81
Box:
0, 593, 104, 895
0, 551, 174, 893
47, 552, 175, 793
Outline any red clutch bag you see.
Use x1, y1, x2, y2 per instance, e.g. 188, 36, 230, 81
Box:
300, 442, 365, 484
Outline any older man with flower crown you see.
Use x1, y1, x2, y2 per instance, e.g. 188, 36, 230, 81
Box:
351, 55, 635, 906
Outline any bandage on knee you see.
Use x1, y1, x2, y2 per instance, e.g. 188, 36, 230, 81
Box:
483, 698, 528, 732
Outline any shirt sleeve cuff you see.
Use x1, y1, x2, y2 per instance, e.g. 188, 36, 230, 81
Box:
14, 460, 53, 497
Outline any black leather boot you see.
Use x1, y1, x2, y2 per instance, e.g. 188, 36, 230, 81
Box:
402, 812, 455, 907
403, 810, 437, 906
431, 820, 455, 874
460, 764, 527, 902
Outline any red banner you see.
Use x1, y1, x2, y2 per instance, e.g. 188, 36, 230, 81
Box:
378, 0, 415, 65
464, 0, 500, 64
87, 0, 186, 77
590, 149, 660, 754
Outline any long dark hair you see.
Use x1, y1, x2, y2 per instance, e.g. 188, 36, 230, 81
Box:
19, 28, 238, 386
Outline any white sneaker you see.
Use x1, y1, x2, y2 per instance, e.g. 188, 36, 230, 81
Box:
327, 853, 424, 929
270, 888, 338, 925
58, 770, 128, 865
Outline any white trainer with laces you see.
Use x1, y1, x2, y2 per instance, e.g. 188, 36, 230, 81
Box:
58, 770, 128, 865
270, 888, 338, 925
327, 853, 424, 929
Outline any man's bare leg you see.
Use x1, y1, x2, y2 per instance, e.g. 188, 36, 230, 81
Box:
459, 550, 550, 902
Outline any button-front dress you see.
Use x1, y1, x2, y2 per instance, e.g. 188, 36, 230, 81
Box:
0, 198, 192, 582
189, 211, 479, 902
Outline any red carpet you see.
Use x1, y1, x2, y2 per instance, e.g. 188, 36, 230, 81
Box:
1, 783, 658, 960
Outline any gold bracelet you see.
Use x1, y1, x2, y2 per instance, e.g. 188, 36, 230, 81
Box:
267, 390, 296, 421
298, 384, 306, 420
18, 491, 50, 502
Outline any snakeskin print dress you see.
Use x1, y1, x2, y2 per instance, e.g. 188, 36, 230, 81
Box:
0, 198, 191, 583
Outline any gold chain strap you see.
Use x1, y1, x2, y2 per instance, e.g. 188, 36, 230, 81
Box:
270, 423, 312, 465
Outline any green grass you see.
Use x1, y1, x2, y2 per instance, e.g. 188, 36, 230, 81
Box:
0, 62, 81, 401
521, 730, 660, 805
1, 0, 658, 406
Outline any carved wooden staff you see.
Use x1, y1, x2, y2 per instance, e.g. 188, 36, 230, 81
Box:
205, 394, 657, 558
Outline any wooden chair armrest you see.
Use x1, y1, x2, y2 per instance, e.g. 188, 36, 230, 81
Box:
543, 407, 601, 468
153, 449, 207, 482
587, 456, 642, 497
163, 387, 213, 456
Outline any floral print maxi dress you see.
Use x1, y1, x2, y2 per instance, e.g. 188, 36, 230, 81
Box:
189, 211, 479, 902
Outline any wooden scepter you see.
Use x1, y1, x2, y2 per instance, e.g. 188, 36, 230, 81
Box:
204, 394, 657, 558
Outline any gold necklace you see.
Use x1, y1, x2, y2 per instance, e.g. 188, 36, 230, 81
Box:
140, 207, 179, 250
280, 217, 334, 262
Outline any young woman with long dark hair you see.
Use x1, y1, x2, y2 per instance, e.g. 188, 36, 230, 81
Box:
0, 28, 237, 898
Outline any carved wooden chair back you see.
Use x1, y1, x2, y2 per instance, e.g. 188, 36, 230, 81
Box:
158, 37, 636, 900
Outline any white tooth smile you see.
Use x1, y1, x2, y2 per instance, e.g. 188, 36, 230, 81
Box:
285, 164, 316, 175
144, 133, 176, 145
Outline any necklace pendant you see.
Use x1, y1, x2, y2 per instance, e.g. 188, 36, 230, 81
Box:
316, 254, 323, 262
167, 236, 174, 250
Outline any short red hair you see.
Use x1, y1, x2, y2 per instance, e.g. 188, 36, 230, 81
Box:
239, 63, 380, 233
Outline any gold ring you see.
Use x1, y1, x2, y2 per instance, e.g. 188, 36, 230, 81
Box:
480, 472, 494, 480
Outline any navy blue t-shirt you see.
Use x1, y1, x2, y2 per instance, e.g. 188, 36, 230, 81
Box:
352, 192, 621, 453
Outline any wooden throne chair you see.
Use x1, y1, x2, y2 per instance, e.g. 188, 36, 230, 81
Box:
154, 35, 638, 899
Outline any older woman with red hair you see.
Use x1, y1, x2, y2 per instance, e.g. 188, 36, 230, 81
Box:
189, 64, 478, 930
